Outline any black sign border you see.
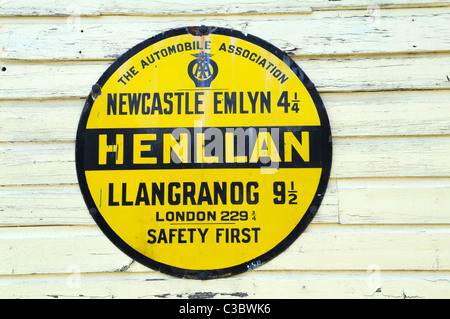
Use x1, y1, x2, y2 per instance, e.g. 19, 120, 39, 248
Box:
75, 26, 332, 280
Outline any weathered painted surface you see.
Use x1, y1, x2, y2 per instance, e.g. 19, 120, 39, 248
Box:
0, 1, 449, 298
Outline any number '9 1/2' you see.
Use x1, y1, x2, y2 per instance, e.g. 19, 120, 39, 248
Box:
273, 181, 298, 205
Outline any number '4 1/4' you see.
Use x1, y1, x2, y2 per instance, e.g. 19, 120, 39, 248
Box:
277, 91, 300, 113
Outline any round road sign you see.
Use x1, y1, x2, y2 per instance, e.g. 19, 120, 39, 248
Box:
76, 26, 332, 279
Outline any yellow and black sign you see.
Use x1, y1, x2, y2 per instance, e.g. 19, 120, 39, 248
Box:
76, 26, 332, 279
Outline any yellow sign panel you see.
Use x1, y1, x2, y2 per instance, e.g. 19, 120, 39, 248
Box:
76, 26, 332, 279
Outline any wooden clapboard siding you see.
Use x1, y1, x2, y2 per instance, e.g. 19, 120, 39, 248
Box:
0, 180, 337, 226
1, 271, 449, 299
2, 8, 450, 60
2, 90, 450, 142
338, 178, 450, 224
1, 224, 449, 276
1, 0, 449, 17
1, 136, 449, 186
1, 54, 450, 99
323, 90, 450, 137
0, 99, 83, 142
0, 185, 93, 226
2, 178, 450, 227
0, 2, 449, 299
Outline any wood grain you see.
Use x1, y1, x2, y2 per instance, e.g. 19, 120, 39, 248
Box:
1, 8, 449, 60
1, 54, 450, 99
2, 178, 449, 226
1, 0, 449, 17
2, 90, 449, 142
1, 224, 448, 276
0, 180, 338, 226
1, 270, 449, 299
2, 136, 449, 185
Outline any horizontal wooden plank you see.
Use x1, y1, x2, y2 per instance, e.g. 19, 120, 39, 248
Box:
338, 178, 450, 224
1, 270, 449, 299
258, 224, 450, 272
0, 142, 75, 185
0, 0, 312, 17
332, 136, 450, 179
1, 178, 449, 226
1, 136, 449, 186
0, 99, 83, 142
1, 0, 449, 17
310, 53, 450, 92
1, 54, 449, 99
0, 61, 104, 99
0, 181, 338, 226
1, 8, 450, 60
324, 90, 450, 137
2, 90, 449, 142
0, 185, 92, 226
311, 0, 450, 10
0, 224, 448, 276
0, 226, 131, 275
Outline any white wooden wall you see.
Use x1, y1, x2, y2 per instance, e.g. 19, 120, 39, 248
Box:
1, 0, 450, 298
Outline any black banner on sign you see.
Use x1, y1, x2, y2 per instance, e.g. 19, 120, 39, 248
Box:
82, 126, 324, 171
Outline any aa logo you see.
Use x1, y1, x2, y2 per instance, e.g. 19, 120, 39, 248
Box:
188, 51, 218, 87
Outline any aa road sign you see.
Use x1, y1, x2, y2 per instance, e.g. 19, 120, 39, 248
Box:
76, 26, 332, 279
